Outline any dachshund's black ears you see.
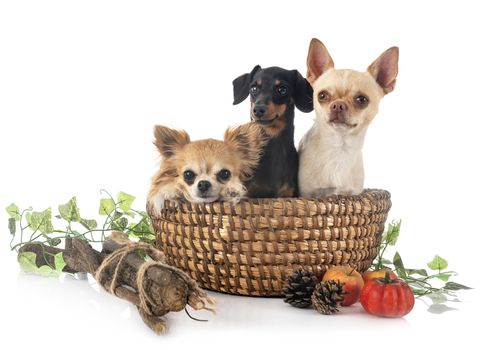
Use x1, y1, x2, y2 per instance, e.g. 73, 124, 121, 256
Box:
293, 70, 314, 113
232, 65, 261, 105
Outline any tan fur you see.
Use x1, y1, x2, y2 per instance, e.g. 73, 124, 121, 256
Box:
148, 123, 267, 213
250, 101, 287, 137
298, 38, 398, 197
223, 123, 267, 180
153, 125, 190, 158
277, 183, 295, 197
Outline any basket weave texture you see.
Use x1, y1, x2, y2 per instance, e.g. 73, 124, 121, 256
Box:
148, 189, 391, 297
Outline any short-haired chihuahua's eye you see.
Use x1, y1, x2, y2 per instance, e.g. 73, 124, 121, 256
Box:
355, 95, 369, 106
217, 169, 231, 182
277, 85, 288, 96
318, 91, 328, 101
183, 170, 195, 183
250, 86, 259, 95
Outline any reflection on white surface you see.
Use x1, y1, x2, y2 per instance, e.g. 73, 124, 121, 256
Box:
121, 306, 132, 320
0, 245, 482, 349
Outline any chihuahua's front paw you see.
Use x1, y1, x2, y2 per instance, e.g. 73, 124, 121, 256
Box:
148, 194, 185, 216
223, 192, 242, 205
221, 185, 246, 204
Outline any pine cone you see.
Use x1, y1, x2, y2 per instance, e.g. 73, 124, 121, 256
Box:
283, 268, 319, 308
312, 280, 346, 315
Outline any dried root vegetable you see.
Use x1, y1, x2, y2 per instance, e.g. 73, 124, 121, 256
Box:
19, 232, 216, 334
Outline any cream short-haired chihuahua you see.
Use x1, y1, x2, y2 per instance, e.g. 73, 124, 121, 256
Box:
298, 38, 399, 197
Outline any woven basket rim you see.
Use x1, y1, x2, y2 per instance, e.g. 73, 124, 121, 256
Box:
147, 188, 390, 217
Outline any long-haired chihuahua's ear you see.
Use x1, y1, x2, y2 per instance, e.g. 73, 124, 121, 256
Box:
224, 123, 268, 180
153, 125, 190, 158
293, 70, 314, 113
232, 65, 261, 105
367, 47, 399, 95
306, 38, 334, 83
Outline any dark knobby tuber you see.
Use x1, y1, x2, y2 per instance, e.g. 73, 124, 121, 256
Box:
19, 232, 216, 334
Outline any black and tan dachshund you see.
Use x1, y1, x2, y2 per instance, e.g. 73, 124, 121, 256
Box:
233, 65, 313, 198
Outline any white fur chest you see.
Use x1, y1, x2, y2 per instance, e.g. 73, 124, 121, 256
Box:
298, 122, 365, 197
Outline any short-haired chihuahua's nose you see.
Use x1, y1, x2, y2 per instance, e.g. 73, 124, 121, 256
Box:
253, 105, 267, 118
330, 101, 348, 112
197, 180, 211, 192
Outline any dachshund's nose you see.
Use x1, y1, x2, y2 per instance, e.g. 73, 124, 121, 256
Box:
197, 180, 211, 193
253, 105, 267, 118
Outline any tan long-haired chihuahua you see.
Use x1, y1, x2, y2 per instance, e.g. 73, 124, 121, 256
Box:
298, 38, 399, 197
147, 123, 266, 213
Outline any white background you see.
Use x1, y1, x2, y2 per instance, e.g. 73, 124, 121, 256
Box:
1, 0, 487, 348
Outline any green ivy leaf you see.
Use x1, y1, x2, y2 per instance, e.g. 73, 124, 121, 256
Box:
112, 211, 123, 221
118, 192, 135, 213
444, 282, 472, 290
54, 252, 66, 272
435, 272, 452, 282
8, 218, 16, 235
26, 208, 54, 234
18, 251, 60, 277
99, 198, 115, 215
393, 252, 406, 278
111, 217, 128, 230
18, 251, 38, 273
406, 268, 428, 277
48, 238, 62, 246
410, 287, 424, 295
426, 292, 448, 304
427, 255, 448, 271
5, 203, 21, 221
382, 220, 401, 245
37, 265, 60, 277
58, 197, 81, 222
80, 218, 98, 230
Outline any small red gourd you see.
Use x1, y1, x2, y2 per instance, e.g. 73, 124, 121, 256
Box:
360, 272, 415, 318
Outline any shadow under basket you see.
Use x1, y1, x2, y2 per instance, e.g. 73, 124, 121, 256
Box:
148, 189, 392, 297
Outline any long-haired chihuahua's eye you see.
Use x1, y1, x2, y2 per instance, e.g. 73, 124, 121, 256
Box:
250, 86, 259, 95
277, 85, 288, 96
183, 170, 195, 183
355, 95, 369, 106
217, 169, 231, 182
318, 91, 328, 101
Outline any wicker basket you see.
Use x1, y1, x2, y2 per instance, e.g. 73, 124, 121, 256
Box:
148, 189, 391, 297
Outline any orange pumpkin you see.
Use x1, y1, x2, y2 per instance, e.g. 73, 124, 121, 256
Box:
360, 274, 414, 317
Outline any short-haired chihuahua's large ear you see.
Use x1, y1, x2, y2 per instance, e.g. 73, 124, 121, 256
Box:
232, 65, 261, 105
306, 38, 334, 83
153, 125, 190, 158
367, 47, 399, 95
293, 70, 314, 113
224, 123, 268, 180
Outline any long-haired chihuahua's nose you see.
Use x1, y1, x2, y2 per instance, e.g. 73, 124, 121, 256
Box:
197, 180, 211, 192
253, 105, 267, 118
330, 101, 348, 112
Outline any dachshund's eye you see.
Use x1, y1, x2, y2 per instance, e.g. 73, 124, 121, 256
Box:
355, 95, 369, 106
217, 169, 231, 181
250, 86, 259, 95
318, 91, 328, 101
183, 170, 195, 183
277, 85, 288, 96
